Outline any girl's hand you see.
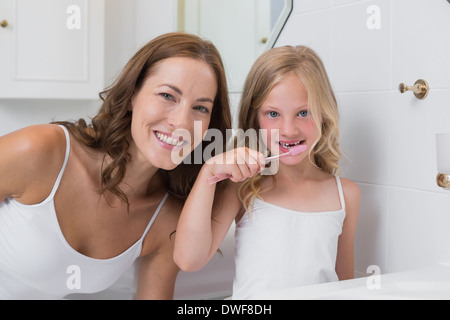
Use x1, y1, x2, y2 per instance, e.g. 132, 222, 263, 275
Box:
204, 147, 266, 183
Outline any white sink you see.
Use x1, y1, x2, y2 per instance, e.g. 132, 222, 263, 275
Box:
248, 263, 450, 300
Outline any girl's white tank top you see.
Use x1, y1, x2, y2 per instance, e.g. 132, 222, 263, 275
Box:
0, 126, 168, 299
232, 176, 346, 299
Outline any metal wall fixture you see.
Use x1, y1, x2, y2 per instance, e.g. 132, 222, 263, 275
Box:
398, 79, 430, 99
437, 173, 450, 189
0, 20, 8, 28
436, 133, 450, 189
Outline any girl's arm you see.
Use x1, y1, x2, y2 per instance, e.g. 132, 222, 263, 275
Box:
174, 147, 265, 272
335, 178, 361, 280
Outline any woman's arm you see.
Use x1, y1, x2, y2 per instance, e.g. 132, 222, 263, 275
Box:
335, 178, 361, 280
136, 246, 180, 300
136, 196, 183, 299
173, 147, 265, 272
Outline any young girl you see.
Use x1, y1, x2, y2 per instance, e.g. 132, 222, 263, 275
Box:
174, 45, 360, 299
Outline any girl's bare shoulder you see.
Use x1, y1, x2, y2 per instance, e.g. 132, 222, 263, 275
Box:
339, 177, 361, 202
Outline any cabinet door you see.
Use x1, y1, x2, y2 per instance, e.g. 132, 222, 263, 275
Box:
0, 0, 104, 99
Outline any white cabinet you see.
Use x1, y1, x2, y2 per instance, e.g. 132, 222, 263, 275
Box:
0, 0, 104, 99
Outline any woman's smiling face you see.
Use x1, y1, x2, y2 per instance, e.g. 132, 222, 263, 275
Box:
130, 56, 217, 170
257, 72, 319, 166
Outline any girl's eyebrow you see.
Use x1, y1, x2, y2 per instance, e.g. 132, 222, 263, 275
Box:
260, 104, 309, 110
159, 84, 214, 104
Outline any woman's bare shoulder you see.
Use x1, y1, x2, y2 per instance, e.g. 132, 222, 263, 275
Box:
0, 124, 68, 203
1, 124, 66, 155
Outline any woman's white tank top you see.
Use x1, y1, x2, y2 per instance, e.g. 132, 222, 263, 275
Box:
0, 126, 168, 299
232, 176, 346, 299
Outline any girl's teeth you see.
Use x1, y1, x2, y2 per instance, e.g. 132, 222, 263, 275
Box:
156, 132, 184, 147
279, 141, 302, 148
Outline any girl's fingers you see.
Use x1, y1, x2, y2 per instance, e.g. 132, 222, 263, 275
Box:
205, 147, 266, 183
244, 149, 265, 176
232, 148, 265, 182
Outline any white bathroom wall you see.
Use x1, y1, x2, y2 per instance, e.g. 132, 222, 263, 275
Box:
276, 0, 450, 275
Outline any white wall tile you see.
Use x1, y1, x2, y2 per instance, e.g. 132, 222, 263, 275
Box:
292, 0, 332, 14
354, 183, 389, 275
338, 92, 391, 185
387, 188, 450, 272
392, 0, 450, 89
330, 0, 391, 92
333, 0, 370, 7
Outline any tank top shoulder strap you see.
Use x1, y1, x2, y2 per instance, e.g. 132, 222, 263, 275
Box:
47, 125, 71, 200
334, 175, 346, 211
140, 193, 169, 240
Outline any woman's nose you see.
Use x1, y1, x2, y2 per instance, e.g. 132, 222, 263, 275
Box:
168, 104, 191, 129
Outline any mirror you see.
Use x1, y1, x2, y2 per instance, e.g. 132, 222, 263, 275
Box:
177, 0, 293, 93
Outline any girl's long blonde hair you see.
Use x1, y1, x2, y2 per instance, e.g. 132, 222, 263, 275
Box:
238, 45, 341, 210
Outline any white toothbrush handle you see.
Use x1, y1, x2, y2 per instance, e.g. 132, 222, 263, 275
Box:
264, 152, 290, 162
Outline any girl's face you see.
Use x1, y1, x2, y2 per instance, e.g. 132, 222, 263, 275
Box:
257, 73, 319, 166
130, 57, 217, 170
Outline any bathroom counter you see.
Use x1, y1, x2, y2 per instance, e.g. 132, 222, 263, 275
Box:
248, 262, 450, 300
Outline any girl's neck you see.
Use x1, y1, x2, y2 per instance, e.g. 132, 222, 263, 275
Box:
273, 158, 321, 184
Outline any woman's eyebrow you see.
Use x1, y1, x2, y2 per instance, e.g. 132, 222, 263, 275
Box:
159, 84, 182, 95
197, 97, 214, 104
159, 84, 214, 104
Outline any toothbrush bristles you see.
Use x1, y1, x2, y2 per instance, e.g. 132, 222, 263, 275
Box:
288, 144, 307, 156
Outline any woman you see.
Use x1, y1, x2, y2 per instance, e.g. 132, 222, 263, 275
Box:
0, 33, 231, 299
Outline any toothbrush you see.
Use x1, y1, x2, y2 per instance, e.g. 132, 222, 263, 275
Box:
264, 144, 307, 161
207, 144, 307, 185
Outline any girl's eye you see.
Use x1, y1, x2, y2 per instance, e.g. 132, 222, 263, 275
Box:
267, 111, 279, 118
298, 110, 308, 118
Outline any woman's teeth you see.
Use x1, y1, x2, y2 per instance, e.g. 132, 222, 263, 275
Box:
156, 132, 184, 147
279, 141, 303, 149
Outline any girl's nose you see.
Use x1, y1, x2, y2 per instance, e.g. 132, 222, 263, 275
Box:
280, 118, 300, 137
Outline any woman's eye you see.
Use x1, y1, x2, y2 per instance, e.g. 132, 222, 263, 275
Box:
160, 93, 175, 101
195, 106, 210, 114
267, 111, 279, 118
298, 110, 308, 118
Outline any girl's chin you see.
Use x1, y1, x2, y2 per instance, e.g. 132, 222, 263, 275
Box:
279, 157, 302, 166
